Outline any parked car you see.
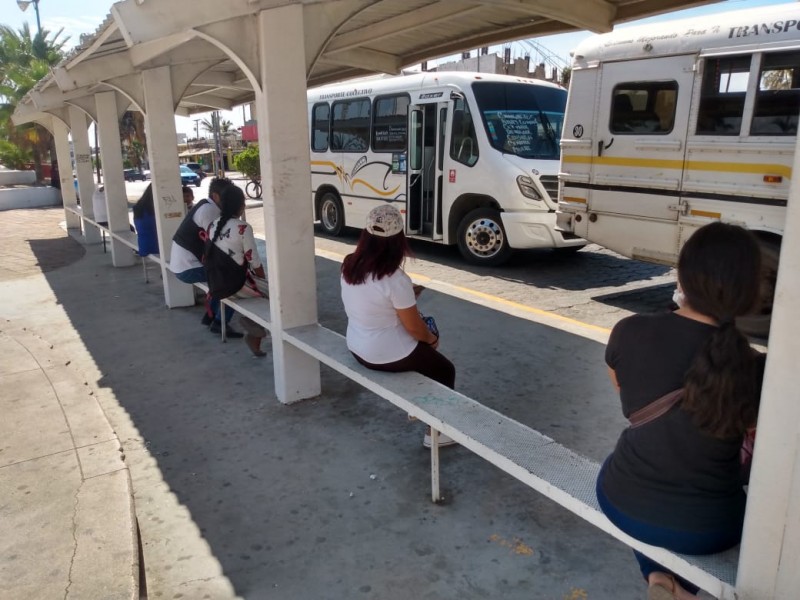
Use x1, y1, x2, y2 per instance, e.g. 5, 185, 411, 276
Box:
123, 168, 147, 182
180, 165, 202, 187
184, 162, 206, 179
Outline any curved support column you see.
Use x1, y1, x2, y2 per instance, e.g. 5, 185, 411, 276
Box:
96, 90, 136, 267
256, 4, 320, 403
69, 106, 101, 244
142, 66, 194, 308
51, 119, 81, 231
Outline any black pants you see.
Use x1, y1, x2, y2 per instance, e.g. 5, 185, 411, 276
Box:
353, 342, 456, 389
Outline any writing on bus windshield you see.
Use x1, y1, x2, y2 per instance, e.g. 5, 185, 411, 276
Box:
472, 81, 566, 159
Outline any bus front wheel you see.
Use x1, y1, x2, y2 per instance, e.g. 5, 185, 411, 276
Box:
319, 192, 345, 236
456, 208, 512, 266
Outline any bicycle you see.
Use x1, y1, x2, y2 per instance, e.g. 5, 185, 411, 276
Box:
245, 177, 262, 199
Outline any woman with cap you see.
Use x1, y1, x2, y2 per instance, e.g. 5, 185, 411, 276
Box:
597, 222, 765, 599
341, 204, 457, 448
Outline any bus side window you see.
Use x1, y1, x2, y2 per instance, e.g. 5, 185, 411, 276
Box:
696, 55, 750, 136
450, 99, 479, 166
751, 50, 800, 136
311, 102, 330, 152
331, 98, 371, 152
372, 94, 410, 152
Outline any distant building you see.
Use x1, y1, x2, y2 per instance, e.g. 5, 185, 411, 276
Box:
431, 51, 560, 84
176, 132, 188, 145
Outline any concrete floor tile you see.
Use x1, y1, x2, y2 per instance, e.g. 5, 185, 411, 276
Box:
0, 370, 73, 467
77, 439, 126, 480
0, 450, 80, 599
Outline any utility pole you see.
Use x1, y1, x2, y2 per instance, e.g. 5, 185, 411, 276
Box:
212, 111, 225, 176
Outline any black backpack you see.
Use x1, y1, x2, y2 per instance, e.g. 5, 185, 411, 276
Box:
203, 238, 246, 299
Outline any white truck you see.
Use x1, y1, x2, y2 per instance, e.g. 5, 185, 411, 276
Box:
557, 3, 800, 336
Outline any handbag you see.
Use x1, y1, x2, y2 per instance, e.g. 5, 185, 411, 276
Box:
203, 239, 247, 299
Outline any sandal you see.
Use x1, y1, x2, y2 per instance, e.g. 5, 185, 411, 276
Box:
647, 572, 686, 600
244, 333, 267, 357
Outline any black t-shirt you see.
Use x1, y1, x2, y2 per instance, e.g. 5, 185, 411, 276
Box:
601, 312, 747, 533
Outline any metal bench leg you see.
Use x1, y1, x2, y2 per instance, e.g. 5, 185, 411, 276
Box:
102, 229, 107, 253
431, 428, 442, 503
142, 257, 149, 283
221, 304, 227, 342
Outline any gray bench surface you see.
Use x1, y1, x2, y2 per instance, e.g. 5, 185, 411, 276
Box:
283, 323, 739, 599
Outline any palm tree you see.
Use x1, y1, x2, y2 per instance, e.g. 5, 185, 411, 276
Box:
120, 110, 147, 169
0, 23, 68, 180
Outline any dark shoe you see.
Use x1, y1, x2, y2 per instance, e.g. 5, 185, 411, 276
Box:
201, 313, 213, 326
245, 334, 267, 357
209, 321, 244, 338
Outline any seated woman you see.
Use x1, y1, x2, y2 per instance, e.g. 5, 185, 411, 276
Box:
132, 183, 159, 256
340, 204, 456, 448
205, 185, 268, 357
597, 222, 765, 599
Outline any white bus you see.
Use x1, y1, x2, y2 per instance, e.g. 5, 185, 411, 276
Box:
557, 3, 800, 336
308, 71, 585, 266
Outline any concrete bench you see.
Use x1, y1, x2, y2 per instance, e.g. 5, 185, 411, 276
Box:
184, 274, 739, 598
281, 322, 740, 600
65, 206, 162, 281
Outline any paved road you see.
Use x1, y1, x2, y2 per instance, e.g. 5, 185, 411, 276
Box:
245, 206, 676, 333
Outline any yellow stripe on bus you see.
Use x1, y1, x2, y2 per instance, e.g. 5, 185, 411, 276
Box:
351, 178, 401, 197
689, 209, 722, 218
562, 196, 587, 204
562, 155, 792, 179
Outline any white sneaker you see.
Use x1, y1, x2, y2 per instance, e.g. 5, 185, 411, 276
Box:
423, 430, 457, 448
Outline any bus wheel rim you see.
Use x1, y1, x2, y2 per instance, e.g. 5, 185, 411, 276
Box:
466, 218, 503, 257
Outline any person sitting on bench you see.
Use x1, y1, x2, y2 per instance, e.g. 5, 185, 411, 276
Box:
597, 222, 765, 600
340, 204, 456, 448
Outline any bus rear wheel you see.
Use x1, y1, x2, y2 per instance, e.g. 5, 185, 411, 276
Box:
318, 192, 345, 236
736, 236, 780, 339
456, 207, 512, 266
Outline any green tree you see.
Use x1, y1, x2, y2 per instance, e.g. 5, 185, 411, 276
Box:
0, 23, 68, 181
233, 145, 260, 180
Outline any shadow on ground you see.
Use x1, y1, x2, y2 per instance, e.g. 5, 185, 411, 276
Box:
30, 241, 646, 600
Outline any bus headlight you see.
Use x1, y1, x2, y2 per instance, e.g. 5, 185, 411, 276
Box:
516, 175, 543, 201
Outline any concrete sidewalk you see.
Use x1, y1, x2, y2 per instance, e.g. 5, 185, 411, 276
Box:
0, 209, 138, 599
1, 207, 652, 600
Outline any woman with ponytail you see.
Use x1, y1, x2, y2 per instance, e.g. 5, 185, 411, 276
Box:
205, 185, 268, 356
596, 222, 765, 600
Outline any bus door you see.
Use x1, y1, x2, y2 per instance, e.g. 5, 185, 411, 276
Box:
592, 55, 695, 221
407, 100, 448, 240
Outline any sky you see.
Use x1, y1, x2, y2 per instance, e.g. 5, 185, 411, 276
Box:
2, 0, 789, 137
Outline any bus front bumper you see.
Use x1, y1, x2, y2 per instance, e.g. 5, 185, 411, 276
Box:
501, 211, 586, 250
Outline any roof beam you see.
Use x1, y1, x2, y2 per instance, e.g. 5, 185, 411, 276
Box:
319, 48, 401, 75
128, 30, 195, 66
178, 92, 235, 111
53, 52, 136, 92
325, 1, 482, 53
475, 0, 615, 33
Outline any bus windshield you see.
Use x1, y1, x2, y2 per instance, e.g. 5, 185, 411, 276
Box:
472, 81, 566, 160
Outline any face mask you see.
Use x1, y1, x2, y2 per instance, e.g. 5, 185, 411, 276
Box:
672, 287, 686, 308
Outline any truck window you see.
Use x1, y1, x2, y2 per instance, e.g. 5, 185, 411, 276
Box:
696, 55, 750, 135
751, 50, 800, 136
610, 82, 677, 134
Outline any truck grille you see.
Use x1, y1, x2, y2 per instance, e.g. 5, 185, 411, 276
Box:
539, 175, 559, 202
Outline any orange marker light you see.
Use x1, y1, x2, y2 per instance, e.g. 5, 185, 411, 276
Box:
764, 175, 783, 184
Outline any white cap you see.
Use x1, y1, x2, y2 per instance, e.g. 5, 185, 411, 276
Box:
365, 204, 404, 237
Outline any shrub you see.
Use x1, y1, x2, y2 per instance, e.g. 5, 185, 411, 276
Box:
233, 145, 260, 180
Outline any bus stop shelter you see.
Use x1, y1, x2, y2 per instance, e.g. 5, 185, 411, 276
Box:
11, 1, 800, 597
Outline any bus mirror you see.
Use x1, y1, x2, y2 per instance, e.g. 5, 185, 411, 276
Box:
450, 91, 464, 100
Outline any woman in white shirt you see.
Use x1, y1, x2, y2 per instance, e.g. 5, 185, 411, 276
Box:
206, 185, 268, 357
341, 205, 456, 447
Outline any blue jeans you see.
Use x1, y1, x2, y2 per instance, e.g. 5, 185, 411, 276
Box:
596, 458, 742, 595
175, 267, 232, 324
